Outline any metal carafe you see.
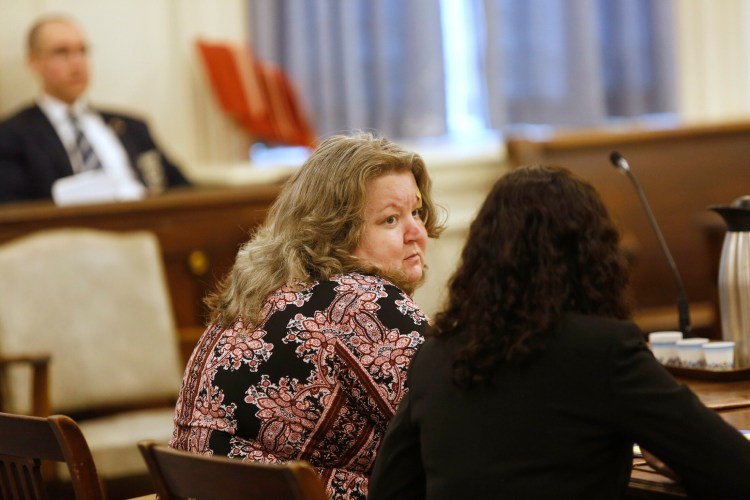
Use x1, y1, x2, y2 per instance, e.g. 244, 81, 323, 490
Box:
710, 195, 750, 368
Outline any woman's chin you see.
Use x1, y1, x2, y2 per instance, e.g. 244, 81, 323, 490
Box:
404, 266, 425, 287
372, 262, 425, 293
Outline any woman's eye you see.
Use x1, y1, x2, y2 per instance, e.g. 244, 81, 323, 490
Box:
411, 209, 421, 219
385, 216, 397, 225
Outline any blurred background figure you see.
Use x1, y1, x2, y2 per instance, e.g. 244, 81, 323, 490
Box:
0, 15, 190, 205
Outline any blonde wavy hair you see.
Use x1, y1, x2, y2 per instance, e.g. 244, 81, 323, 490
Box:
206, 132, 445, 326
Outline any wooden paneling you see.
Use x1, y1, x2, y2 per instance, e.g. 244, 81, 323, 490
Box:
0, 185, 281, 360
506, 121, 750, 338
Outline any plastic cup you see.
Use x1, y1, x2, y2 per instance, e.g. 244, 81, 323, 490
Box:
676, 338, 709, 368
648, 331, 683, 366
703, 341, 736, 371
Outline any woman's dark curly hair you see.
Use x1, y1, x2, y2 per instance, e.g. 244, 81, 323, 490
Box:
433, 164, 632, 389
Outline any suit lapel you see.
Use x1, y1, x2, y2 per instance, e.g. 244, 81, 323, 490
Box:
99, 111, 146, 184
29, 105, 76, 177
100, 111, 132, 158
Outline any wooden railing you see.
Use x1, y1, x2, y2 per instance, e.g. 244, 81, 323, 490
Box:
506, 120, 750, 338
0, 184, 282, 361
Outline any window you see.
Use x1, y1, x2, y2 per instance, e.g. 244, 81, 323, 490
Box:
249, 0, 677, 140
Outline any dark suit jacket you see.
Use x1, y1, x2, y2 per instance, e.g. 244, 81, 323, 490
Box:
0, 104, 190, 203
369, 313, 750, 500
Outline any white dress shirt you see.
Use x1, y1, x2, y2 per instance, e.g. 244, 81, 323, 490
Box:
37, 94, 145, 202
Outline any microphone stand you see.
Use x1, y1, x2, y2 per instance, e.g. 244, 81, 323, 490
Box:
609, 152, 692, 337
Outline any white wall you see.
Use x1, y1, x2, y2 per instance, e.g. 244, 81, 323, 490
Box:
0, 0, 250, 169
675, 0, 750, 122
406, 136, 508, 317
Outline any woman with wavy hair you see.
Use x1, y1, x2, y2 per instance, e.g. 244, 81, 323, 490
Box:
370, 165, 750, 499
171, 132, 444, 499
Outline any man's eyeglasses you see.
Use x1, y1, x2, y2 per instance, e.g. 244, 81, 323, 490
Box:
36, 45, 89, 61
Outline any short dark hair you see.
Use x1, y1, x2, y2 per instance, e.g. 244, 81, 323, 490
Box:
27, 15, 76, 54
433, 164, 631, 389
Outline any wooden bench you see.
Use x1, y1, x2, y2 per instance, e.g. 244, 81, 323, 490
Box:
506, 120, 750, 338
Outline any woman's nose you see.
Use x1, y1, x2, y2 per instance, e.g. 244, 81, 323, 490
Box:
404, 215, 427, 243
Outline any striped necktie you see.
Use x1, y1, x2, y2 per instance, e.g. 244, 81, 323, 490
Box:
68, 111, 103, 173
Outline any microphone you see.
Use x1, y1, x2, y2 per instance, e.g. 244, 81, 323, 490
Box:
609, 151, 692, 336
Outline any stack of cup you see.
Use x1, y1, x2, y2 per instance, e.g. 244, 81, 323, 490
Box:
676, 338, 709, 368
648, 331, 683, 366
703, 341, 736, 371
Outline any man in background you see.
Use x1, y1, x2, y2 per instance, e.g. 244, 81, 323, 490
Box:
0, 15, 190, 204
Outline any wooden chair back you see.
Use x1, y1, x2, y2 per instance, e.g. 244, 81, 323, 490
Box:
137, 441, 328, 500
0, 412, 105, 500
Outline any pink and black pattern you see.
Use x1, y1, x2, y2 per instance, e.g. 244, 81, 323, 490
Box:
171, 273, 426, 499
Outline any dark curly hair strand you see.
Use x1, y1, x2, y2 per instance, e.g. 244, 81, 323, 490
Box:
433, 165, 631, 389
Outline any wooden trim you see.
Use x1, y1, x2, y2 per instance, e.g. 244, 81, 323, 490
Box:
0, 354, 51, 416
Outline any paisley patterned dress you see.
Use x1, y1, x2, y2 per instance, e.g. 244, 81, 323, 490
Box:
170, 273, 426, 498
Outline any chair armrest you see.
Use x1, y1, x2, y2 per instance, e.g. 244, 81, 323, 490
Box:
0, 354, 51, 416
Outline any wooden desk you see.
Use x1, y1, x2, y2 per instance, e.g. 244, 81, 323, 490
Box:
627, 376, 750, 498
0, 185, 282, 361
506, 121, 750, 338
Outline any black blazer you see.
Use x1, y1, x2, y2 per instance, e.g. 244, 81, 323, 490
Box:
0, 104, 190, 203
369, 313, 750, 500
